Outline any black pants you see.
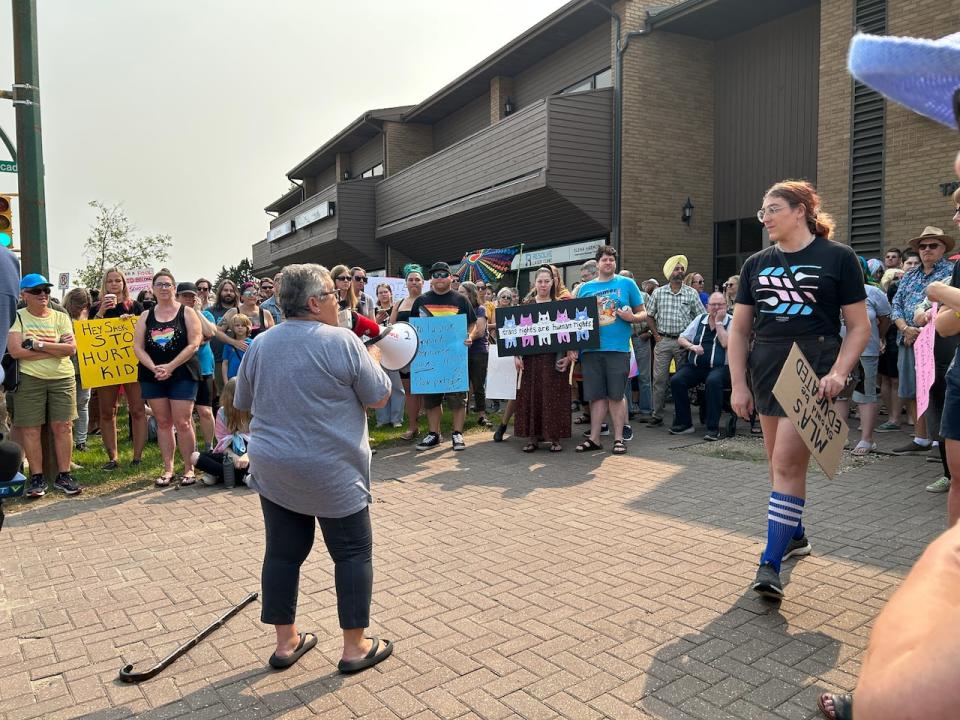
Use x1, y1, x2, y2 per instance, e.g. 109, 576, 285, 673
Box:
195, 450, 249, 482
259, 495, 373, 629
468, 353, 488, 412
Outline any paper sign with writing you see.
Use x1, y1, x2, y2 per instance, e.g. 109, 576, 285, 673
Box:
494, 299, 601, 356
410, 315, 468, 394
914, 302, 937, 419
485, 343, 517, 400
74, 317, 139, 388
125, 267, 154, 297
772, 343, 849, 479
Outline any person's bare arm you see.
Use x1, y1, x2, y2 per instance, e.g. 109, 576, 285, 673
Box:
727, 304, 754, 419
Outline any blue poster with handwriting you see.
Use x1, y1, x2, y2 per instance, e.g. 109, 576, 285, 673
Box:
410, 315, 469, 394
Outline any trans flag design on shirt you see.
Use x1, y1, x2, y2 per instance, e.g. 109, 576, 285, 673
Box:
756, 265, 821, 317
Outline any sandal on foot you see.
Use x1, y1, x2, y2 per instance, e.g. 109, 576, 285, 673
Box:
576, 439, 603, 452
154, 474, 173, 487
179, 474, 197, 486
851, 440, 876, 456
338, 636, 394, 674
817, 692, 853, 720
522, 442, 538, 453
400, 429, 417, 441
574, 414, 591, 425
549, 442, 563, 452
612, 439, 627, 455
269, 632, 318, 670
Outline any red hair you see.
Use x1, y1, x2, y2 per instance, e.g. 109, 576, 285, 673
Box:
765, 180, 835, 240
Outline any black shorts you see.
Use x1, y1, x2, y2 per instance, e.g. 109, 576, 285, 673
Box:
580, 351, 630, 402
748, 335, 840, 417
195, 375, 214, 408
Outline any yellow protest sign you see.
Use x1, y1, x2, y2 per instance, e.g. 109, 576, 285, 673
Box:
74, 318, 138, 388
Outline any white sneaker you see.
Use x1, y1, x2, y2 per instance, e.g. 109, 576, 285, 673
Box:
201, 473, 219, 486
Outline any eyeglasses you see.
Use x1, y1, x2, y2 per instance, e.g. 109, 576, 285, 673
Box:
154, 282, 173, 289
756, 204, 788, 222
25, 287, 51, 295
918, 242, 944, 251
353, 275, 367, 282
692, 279, 704, 285
197, 285, 210, 292
431, 271, 450, 279
723, 283, 736, 288
335, 275, 350, 281
241, 290, 257, 296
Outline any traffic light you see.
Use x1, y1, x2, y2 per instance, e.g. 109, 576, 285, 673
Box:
0, 196, 12, 249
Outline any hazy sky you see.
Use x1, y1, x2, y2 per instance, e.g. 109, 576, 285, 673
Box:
0, 0, 568, 284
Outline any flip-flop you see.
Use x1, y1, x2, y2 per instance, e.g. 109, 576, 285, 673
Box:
817, 692, 853, 720
522, 443, 538, 453
851, 440, 877, 456
269, 632, 318, 670
549, 443, 563, 453
337, 636, 393, 674
400, 430, 417, 441
575, 439, 603, 452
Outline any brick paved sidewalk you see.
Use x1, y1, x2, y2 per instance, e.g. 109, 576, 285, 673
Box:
0, 429, 947, 720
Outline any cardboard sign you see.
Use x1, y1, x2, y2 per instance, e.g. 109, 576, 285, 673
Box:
125, 267, 154, 297
409, 315, 468, 394
772, 343, 849, 479
485, 343, 517, 400
915, 303, 937, 419
494, 299, 601, 356
57, 272, 70, 290
74, 317, 138, 388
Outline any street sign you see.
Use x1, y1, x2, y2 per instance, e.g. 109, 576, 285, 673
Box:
0, 161, 17, 174
58, 272, 69, 290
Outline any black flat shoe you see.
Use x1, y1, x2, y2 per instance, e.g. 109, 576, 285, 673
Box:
268, 632, 318, 670
337, 636, 393, 674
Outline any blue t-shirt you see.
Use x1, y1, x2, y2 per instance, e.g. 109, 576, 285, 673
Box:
222, 340, 251, 379
575, 275, 644, 353
197, 309, 216, 376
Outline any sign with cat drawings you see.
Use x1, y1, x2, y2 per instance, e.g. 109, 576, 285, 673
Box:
494, 299, 601, 356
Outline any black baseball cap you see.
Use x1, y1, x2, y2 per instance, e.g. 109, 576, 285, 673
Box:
428, 262, 451, 275
176, 282, 198, 295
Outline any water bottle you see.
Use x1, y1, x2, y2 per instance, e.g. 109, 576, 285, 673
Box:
222, 454, 236, 488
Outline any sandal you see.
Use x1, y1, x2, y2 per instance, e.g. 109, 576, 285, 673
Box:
574, 414, 591, 425
179, 474, 197, 486
576, 439, 603, 452
400, 429, 417, 441
549, 442, 562, 453
612, 440, 627, 455
851, 440, 876, 456
817, 692, 853, 720
522, 442, 538, 453
154, 474, 173, 487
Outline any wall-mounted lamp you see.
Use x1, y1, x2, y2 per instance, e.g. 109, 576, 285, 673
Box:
342, 171, 351, 181
681, 197, 694, 225
504, 97, 515, 116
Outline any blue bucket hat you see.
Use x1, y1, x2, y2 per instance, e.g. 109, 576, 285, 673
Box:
19, 273, 52, 290
848, 31, 960, 130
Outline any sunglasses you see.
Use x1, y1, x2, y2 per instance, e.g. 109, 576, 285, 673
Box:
197, 285, 210, 292
260, 285, 274, 290
353, 276, 367, 282
241, 290, 257, 296
25, 287, 51, 295
431, 271, 450, 280
335, 275, 350, 281
918, 242, 943, 250
723, 283, 735, 288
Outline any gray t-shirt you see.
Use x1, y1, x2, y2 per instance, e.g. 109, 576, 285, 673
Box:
233, 319, 391, 518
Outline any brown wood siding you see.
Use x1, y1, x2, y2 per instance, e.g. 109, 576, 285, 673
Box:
546, 89, 612, 228
513, 23, 611, 108
433, 92, 491, 151
270, 183, 337, 230
713, 5, 820, 222
350, 134, 384, 177
315, 165, 336, 192
377, 100, 550, 230
336, 179, 380, 263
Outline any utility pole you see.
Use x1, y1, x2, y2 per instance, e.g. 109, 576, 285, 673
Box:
11, 0, 48, 276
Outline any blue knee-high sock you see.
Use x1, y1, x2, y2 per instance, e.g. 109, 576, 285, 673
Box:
760, 492, 805, 572
793, 518, 805, 540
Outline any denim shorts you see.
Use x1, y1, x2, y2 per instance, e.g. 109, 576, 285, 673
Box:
940, 358, 960, 441
852, 354, 879, 404
139, 378, 199, 402
897, 344, 916, 399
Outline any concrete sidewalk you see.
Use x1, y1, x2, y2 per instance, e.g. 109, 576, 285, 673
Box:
0, 429, 947, 719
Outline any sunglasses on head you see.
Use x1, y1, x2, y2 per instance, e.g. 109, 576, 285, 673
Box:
25, 287, 51, 295
918, 242, 943, 250
431, 271, 450, 280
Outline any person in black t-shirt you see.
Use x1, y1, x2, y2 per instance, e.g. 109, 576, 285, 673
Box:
728, 180, 869, 602
409, 262, 476, 452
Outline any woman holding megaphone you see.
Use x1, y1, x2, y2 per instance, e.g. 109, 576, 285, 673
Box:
234, 263, 395, 674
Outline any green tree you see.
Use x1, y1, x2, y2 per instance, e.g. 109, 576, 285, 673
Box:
215, 258, 257, 287
76, 201, 173, 288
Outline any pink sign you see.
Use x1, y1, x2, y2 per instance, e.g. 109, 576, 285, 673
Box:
125, 267, 154, 297
914, 302, 937, 419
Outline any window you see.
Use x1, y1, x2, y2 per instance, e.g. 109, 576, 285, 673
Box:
714, 217, 765, 283
559, 67, 613, 95
360, 163, 384, 179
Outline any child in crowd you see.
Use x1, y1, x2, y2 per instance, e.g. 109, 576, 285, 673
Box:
191, 378, 251, 487
222, 313, 252, 380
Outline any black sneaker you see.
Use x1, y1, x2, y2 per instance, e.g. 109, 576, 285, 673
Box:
622, 425, 634, 441
54, 473, 81, 496
26, 474, 46, 498
647, 416, 664, 427
782, 535, 812, 561
74, 442, 86, 452
669, 424, 695, 435
703, 430, 721, 441
634, 414, 653, 424
452, 432, 466, 451
415, 432, 441, 451
751, 563, 784, 600
476, 416, 492, 428
582, 424, 610, 437
493, 424, 507, 442
130, 458, 142, 468
101, 460, 119, 471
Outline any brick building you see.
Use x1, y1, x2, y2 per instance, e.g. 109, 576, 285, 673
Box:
252, 0, 960, 293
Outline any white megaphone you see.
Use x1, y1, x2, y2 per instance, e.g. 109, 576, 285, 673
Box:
362, 321, 419, 371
